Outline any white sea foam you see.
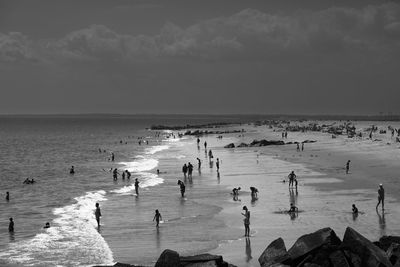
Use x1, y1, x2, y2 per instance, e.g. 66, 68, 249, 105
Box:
0, 190, 114, 266
119, 158, 158, 172
110, 173, 164, 194
146, 145, 170, 155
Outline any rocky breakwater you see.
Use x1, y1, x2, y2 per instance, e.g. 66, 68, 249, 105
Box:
224, 139, 316, 148
258, 227, 399, 267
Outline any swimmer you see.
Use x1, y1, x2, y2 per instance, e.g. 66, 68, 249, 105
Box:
153, 209, 162, 227
95, 203, 101, 227
43, 222, 50, 229
70, 166, 75, 174
352, 204, 358, 214
9, 218, 14, 232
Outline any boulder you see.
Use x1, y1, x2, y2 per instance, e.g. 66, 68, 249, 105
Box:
387, 243, 400, 265
237, 143, 248, 147
343, 250, 362, 267
180, 254, 234, 267
342, 227, 392, 267
287, 227, 341, 263
155, 249, 181, 267
329, 250, 350, 267
380, 236, 400, 251
224, 143, 235, 148
258, 237, 290, 267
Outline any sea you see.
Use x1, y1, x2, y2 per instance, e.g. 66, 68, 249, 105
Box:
0, 115, 248, 266
1, 115, 400, 267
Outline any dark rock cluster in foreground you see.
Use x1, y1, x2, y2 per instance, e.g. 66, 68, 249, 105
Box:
224, 139, 316, 148
258, 227, 400, 267
94, 227, 400, 267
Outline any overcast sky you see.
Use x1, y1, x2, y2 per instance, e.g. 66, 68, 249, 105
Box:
1, 0, 400, 115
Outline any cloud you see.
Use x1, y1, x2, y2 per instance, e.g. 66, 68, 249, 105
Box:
1, 3, 400, 63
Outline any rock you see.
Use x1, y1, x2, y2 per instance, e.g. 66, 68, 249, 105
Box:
303, 264, 322, 267
258, 237, 290, 267
249, 140, 285, 147
302, 140, 317, 143
387, 243, 400, 265
237, 143, 248, 147
224, 143, 235, 148
287, 227, 341, 264
342, 227, 392, 267
329, 250, 350, 267
155, 249, 180, 267
380, 236, 400, 251
180, 254, 234, 267
343, 250, 362, 267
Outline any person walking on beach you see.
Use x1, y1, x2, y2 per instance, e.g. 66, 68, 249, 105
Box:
352, 204, 358, 214
134, 178, 140, 195
242, 206, 250, 237
346, 160, 351, 174
70, 166, 75, 174
188, 162, 193, 178
182, 164, 188, 178
95, 203, 101, 227
296, 143, 300, 152
153, 209, 162, 227
9, 218, 14, 232
216, 158, 220, 170
6, 191, 9, 201
197, 158, 201, 169
288, 171, 297, 188
197, 138, 200, 147
204, 141, 207, 150
301, 143, 304, 151
208, 149, 213, 160
376, 184, 385, 211
177, 180, 186, 197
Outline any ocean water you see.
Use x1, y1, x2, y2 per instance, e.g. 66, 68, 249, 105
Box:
0, 115, 244, 266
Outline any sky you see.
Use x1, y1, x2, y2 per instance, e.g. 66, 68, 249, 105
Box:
1, 0, 400, 115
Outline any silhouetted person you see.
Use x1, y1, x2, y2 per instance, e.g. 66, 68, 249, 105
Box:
182, 164, 188, 178
288, 171, 296, 188
197, 158, 201, 169
134, 178, 140, 195
250, 187, 258, 197
9, 218, 14, 232
177, 180, 186, 197
352, 204, 358, 214
346, 160, 351, 174
216, 158, 220, 170
242, 206, 250, 237
44, 222, 50, 229
376, 184, 385, 211
289, 203, 298, 213
70, 166, 75, 174
187, 162, 193, 178
111, 153, 115, 162
6, 191, 9, 201
153, 209, 162, 227
126, 170, 131, 179
95, 203, 101, 227
296, 143, 300, 152
113, 168, 118, 180
204, 141, 207, 149
301, 143, 304, 151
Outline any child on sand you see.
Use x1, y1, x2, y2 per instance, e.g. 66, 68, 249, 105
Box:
242, 206, 250, 237
153, 209, 162, 227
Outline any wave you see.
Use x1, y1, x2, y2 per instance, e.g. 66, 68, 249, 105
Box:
110, 173, 164, 194
119, 158, 158, 172
0, 190, 114, 267
145, 145, 170, 155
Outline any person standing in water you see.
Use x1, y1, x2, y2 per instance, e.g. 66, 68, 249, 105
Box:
134, 178, 140, 195
346, 160, 351, 174
182, 164, 188, 178
6, 191, 9, 201
204, 141, 207, 150
288, 171, 297, 188
242, 206, 250, 237
95, 203, 101, 227
9, 217, 14, 232
296, 143, 300, 152
112, 168, 118, 181
216, 158, 220, 170
153, 209, 162, 227
187, 162, 193, 178
301, 143, 304, 151
70, 166, 75, 174
111, 153, 115, 162
177, 180, 186, 197
352, 204, 358, 214
196, 158, 201, 169
376, 184, 385, 210
126, 170, 131, 179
